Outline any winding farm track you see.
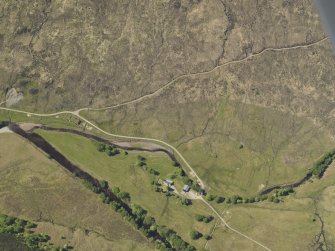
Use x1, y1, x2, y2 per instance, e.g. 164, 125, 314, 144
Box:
1, 35, 325, 251
0, 105, 272, 251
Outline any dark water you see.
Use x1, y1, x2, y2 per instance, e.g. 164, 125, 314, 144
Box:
0, 234, 28, 251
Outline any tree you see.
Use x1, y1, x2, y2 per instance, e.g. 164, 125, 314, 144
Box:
191, 183, 201, 192
195, 215, 205, 222
173, 161, 180, 167
154, 186, 162, 192
190, 230, 202, 240
181, 198, 192, 206
182, 176, 193, 186
175, 168, 185, 176
205, 194, 215, 201
204, 234, 212, 240
98, 144, 106, 152
118, 191, 131, 201
131, 204, 147, 220
203, 215, 214, 223
137, 155, 146, 161
214, 196, 225, 204
143, 215, 155, 226
99, 180, 108, 189
149, 168, 160, 176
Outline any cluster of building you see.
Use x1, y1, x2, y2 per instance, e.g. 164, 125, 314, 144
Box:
163, 179, 190, 193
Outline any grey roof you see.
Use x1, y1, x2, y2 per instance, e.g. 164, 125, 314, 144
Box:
183, 184, 190, 191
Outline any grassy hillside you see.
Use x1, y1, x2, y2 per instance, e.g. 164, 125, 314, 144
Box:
36, 130, 217, 250
82, 98, 335, 196
0, 133, 154, 251
0, 0, 326, 111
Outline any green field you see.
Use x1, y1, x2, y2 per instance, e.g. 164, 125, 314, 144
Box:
0, 109, 86, 130
82, 99, 335, 197
37, 129, 218, 249
0, 133, 153, 251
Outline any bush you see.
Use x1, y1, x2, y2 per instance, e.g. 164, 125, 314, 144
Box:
149, 168, 160, 176
204, 234, 212, 240
175, 168, 185, 176
118, 191, 131, 201
99, 180, 108, 189
203, 216, 214, 223
98, 144, 106, 152
190, 230, 202, 240
195, 215, 205, 222
205, 194, 215, 201
111, 186, 120, 194
311, 150, 335, 177
181, 198, 192, 206
182, 176, 193, 186
82, 180, 101, 194
273, 198, 280, 203
214, 196, 225, 204
137, 155, 146, 162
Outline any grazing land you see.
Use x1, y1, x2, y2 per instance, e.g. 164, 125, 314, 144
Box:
1, 0, 335, 250
0, 133, 154, 251
36, 129, 217, 249
82, 99, 335, 196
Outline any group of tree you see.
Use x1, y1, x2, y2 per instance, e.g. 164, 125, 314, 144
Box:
190, 230, 202, 240
81, 179, 195, 251
224, 189, 294, 205
136, 155, 147, 167
98, 143, 121, 157
310, 149, 335, 177
205, 193, 225, 204
0, 214, 71, 251
195, 214, 214, 223
182, 176, 205, 194
190, 229, 212, 242
275, 187, 294, 197
175, 195, 192, 206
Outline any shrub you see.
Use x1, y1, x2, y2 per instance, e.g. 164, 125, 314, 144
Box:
98, 144, 106, 152
175, 168, 185, 176
137, 155, 146, 161
190, 230, 202, 240
181, 198, 192, 206
214, 196, 225, 204
205, 194, 215, 201
195, 215, 205, 222
149, 168, 160, 176
204, 234, 212, 240
203, 216, 214, 223
311, 150, 335, 177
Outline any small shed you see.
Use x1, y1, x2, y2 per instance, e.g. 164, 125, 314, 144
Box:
164, 179, 174, 187
182, 184, 190, 192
